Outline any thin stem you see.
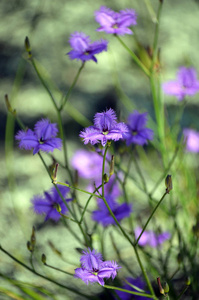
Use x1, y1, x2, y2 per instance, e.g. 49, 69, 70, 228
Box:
102, 145, 110, 198
135, 191, 168, 246
57, 181, 103, 199
0, 245, 93, 299
43, 263, 73, 276
176, 285, 189, 300
115, 36, 150, 77
103, 285, 156, 299
60, 62, 85, 111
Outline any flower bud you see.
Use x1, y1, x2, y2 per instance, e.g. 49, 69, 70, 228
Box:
177, 252, 183, 264
55, 203, 62, 213
27, 241, 33, 252
157, 277, 165, 295
41, 253, 47, 264
103, 173, 109, 183
49, 160, 59, 183
163, 282, 169, 293
165, 175, 172, 193
31, 226, 36, 247
109, 155, 114, 177
25, 36, 32, 58
186, 277, 191, 286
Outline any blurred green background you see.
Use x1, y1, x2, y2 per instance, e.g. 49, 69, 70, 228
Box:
1, 0, 199, 299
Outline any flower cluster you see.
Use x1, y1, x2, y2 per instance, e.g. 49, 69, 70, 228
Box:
95, 6, 137, 35
67, 32, 108, 63
32, 185, 72, 222
162, 67, 199, 101
80, 108, 129, 146
74, 248, 121, 286
135, 227, 171, 248
15, 119, 62, 155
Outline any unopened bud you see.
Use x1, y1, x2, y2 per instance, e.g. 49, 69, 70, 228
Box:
49, 161, 59, 183
163, 282, 169, 293
103, 173, 109, 183
165, 175, 172, 193
109, 155, 114, 177
27, 241, 33, 252
186, 277, 191, 286
55, 203, 62, 213
157, 277, 165, 295
31, 226, 36, 247
177, 252, 183, 264
41, 253, 47, 264
25, 36, 32, 58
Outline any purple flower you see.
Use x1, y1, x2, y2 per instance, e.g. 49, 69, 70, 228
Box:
95, 6, 137, 35
15, 119, 62, 155
92, 195, 132, 227
67, 32, 108, 63
183, 129, 199, 152
115, 277, 149, 300
74, 248, 121, 286
80, 108, 129, 146
32, 185, 72, 221
162, 67, 199, 101
135, 227, 171, 248
125, 111, 154, 146
71, 149, 107, 180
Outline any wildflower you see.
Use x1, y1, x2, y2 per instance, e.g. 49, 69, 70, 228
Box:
125, 111, 154, 146
183, 129, 199, 153
15, 119, 62, 155
80, 108, 129, 146
135, 227, 170, 248
67, 32, 108, 63
71, 149, 107, 180
115, 277, 149, 300
92, 195, 132, 227
162, 67, 199, 101
32, 185, 72, 221
74, 248, 121, 286
95, 6, 137, 35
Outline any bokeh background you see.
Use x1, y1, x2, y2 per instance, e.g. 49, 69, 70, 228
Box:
1, 0, 199, 299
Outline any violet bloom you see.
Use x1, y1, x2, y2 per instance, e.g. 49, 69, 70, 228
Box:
74, 248, 121, 286
80, 108, 129, 146
92, 195, 132, 227
116, 277, 149, 300
95, 6, 137, 35
183, 129, 199, 153
125, 111, 154, 146
32, 185, 72, 222
67, 32, 108, 63
15, 119, 62, 155
71, 149, 107, 180
162, 67, 199, 101
135, 227, 170, 248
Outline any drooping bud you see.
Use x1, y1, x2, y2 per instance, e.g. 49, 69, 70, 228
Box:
165, 175, 172, 193
41, 253, 47, 264
177, 252, 183, 264
31, 226, 36, 248
103, 173, 109, 183
109, 155, 114, 177
27, 241, 33, 252
157, 277, 165, 295
186, 277, 191, 286
25, 36, 32, 58
49, 160, 59, 183
163, 282, 169, 293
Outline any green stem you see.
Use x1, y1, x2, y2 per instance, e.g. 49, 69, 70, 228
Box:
57, 181, 103, 199
60, 62, 85, 111
43, 263, 73, 276
176, 285, 189, 300
102, 145, 110, 198
103, 285, 156, 299
115, 35, 150, 77
135, 191, 168, 246
0, 245, 93, 299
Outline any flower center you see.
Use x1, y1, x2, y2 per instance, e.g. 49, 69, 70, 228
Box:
39, 137, 45, 144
